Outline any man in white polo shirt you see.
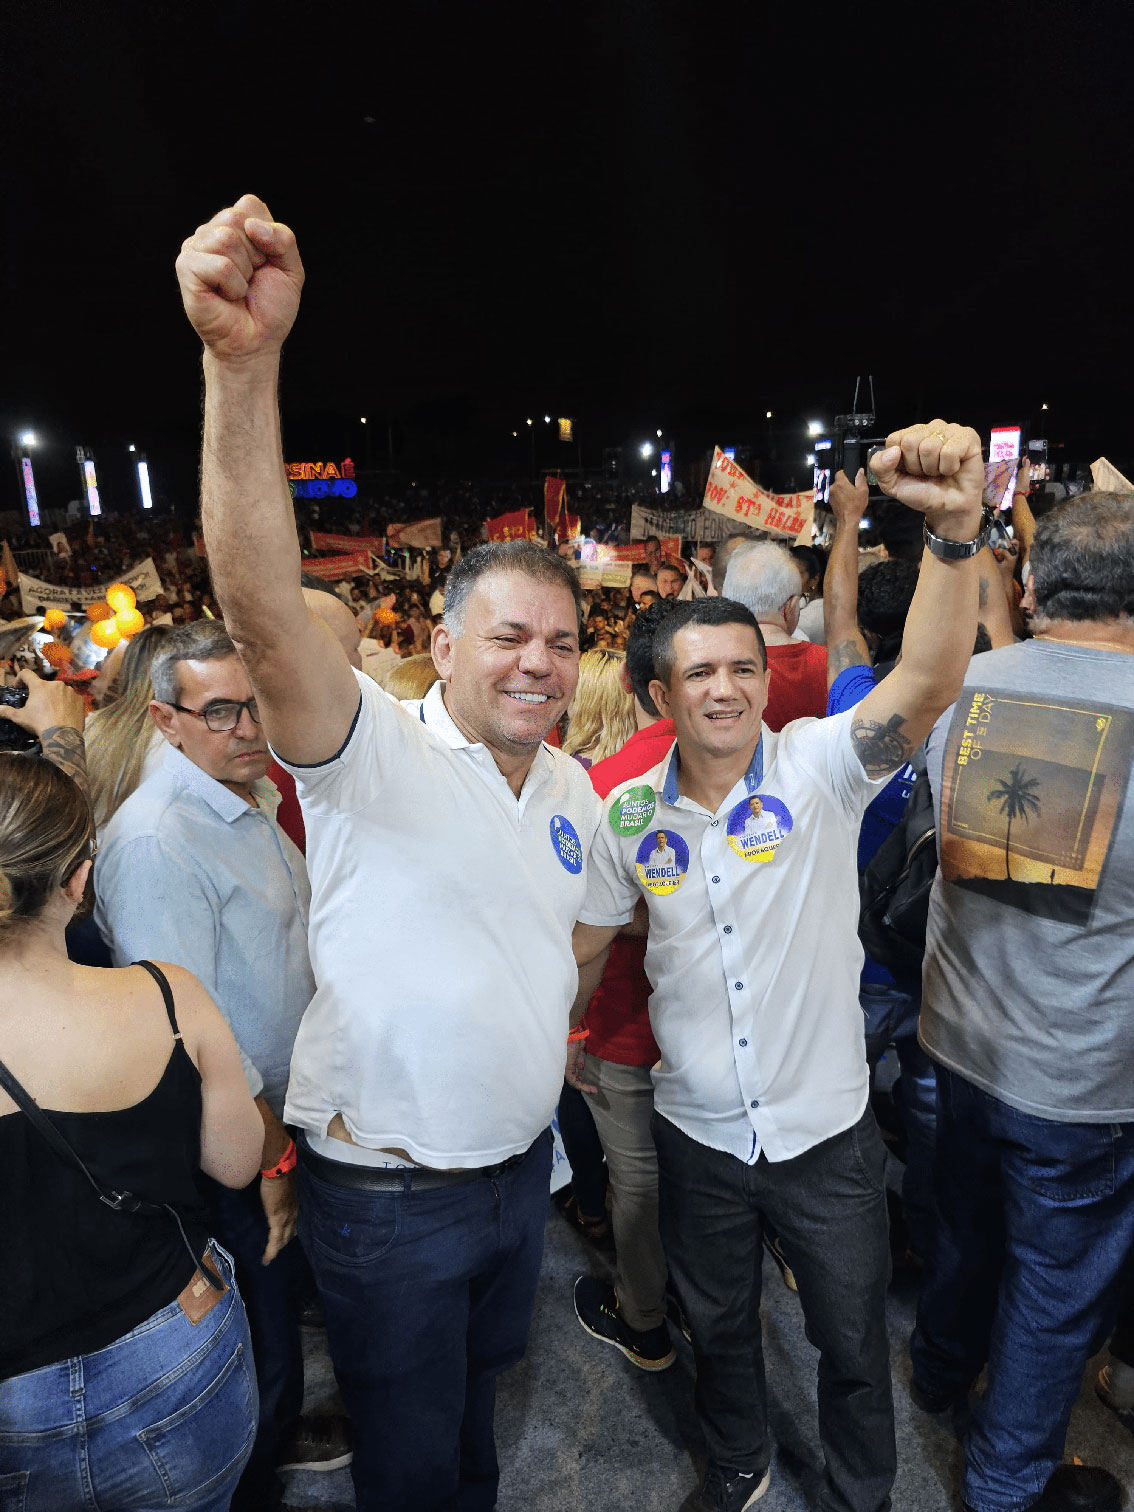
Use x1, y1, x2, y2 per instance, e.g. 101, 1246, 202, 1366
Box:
176, 193, 600, 1512
573, 419, 987, 1512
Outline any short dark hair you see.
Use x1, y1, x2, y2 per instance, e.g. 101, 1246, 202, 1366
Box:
625, 598, 678, 715
857, 560, 919, 638
1031, 492, 1134, 623
875, 502, 925, 564
442, 541, 584, 637
652, 598, 767, 686
300, 572, 344, 599
644, 535, 661, 549
790, 545, 825, 587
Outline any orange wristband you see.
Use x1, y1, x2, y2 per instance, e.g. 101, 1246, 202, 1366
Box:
261, 1137, 297, 1179
567, 1026, 590, 1043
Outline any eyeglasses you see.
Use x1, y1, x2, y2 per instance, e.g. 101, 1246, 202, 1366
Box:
167, 698, 261, 733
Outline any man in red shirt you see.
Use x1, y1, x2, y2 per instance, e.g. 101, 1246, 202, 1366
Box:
568, 601, 679, 1371
722, 541, 826, 730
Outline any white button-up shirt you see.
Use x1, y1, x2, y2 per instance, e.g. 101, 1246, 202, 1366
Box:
277, 674, 601, 1169
579, 711, 887, 1164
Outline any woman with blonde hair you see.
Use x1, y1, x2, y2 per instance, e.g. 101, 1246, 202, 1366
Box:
561, 647, 636, 769
382, 652, 441, 702
0, 671, 262, 1512
85, 624, 174, 832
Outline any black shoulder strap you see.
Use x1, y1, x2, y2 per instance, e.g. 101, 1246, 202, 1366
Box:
133, 959, 181, 1040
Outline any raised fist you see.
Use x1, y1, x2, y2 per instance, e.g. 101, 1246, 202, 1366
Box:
175, 194, 304, 364
869, 420, 984, 529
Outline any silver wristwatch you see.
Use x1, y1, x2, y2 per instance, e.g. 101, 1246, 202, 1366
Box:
922, 505, 995, 561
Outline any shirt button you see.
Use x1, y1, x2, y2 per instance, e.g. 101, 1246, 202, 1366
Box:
712, 875, 720, 884
734, 981, 744, 991
739, 1037, 747, 1047
723, 925, 733, 934
750, 1100, 760, 1109
711, 819, 719, 827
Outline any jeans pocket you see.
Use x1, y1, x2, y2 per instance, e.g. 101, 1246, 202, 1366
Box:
308, 1189, 401, 1268
850, 1111, 887, 1192
1013, 1125, 1118, 1203
0, 1472, 28, 1512
138, 1339, 256, 1504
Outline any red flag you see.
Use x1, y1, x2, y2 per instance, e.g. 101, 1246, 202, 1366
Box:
558, 512, 580, 544
544, 476, 566, 531
486, 509, 537, 542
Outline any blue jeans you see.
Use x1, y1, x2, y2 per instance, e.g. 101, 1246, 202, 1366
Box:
198, 1176, 305, 1511
297, 1128, 553, 1512
0, 1244, 256, 1512
653, 1110, 895, 1512
912, 1066, 1134, 1512
861, 980, 937, 1258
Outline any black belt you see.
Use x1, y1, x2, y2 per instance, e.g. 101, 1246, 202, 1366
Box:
297, 1132, 533, 1192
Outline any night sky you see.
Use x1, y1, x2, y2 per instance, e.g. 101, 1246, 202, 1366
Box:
2, 0, 1131, 516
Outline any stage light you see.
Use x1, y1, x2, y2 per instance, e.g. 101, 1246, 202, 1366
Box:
656, 429, 662, 438
806, 454, 816, 465
137, 459, 153, 510
18, 431, 37, 448
807, 421, 824, 437
765, 411, 773, 420
640, 443, 653, 458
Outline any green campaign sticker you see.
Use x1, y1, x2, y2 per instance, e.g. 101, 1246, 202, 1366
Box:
609, 784, 657, 836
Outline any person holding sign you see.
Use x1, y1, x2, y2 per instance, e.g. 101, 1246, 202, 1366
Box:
175, 193, 599, 1512
573, 420, 987, 1512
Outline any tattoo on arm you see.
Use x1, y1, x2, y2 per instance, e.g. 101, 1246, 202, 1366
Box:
827, 637, 870, 680
39, 725, 90, 801
849, 712, 914, 779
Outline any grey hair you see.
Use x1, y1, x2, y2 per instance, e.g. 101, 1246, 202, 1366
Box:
722, 541, 803, 619
442, 540, 584, 638
150, 620, 238, 705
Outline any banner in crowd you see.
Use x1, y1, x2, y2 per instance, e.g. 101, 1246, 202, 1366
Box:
310, 530, 385, 555
562, 511, 580, 541
1, 542, 18, 596
1091, 456, 1134, 493
386, 518, 443, 550
299, 551, 375, 581
702, 449, 815, 543
544, 476, 566, 533
18, 557, 164, 616
48, 532, 72, 558
594, 538, 681, 564
630, 503, 738, 545
485, 508, 538, 542
575, 562, 633, 590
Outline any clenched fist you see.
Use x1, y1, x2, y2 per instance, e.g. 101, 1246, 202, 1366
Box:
870, 419, 985, 537
176, 193, 304, 364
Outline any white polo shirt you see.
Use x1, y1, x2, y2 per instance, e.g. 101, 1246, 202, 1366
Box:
580, 711, 888, 1164
277, 673, 600, 1168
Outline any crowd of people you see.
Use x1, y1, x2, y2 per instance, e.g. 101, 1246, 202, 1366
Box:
0, 192, 1132, 1512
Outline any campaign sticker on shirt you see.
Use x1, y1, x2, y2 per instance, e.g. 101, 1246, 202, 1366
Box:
550, 815, 584, 874
635, 829, 690, 895
726, 794, 794, 863
608, 784, 657, 837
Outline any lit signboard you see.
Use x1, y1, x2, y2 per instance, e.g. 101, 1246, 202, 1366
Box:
558, 417, 574, 443
137, 460, 153, 509
660, 449, 672, 494
21, 457, 40, 527
82, 459, 101, 517
285, 458, 357, 500
723, 447, 736, 461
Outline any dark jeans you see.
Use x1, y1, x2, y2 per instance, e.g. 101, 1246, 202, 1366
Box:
861, 980, 938, 1258
298, 1128, 553, 1512
200, 1176, 305, 1512
653, 1109, 895, 1512
911, 1066, 1134, 1512
556, 1080, 609, 1217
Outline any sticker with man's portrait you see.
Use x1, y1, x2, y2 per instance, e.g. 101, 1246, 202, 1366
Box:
634, 829, 690, 895
726, 793, 794, 863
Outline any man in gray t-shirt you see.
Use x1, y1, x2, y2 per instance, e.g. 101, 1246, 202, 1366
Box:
912, 492, 1134, 1512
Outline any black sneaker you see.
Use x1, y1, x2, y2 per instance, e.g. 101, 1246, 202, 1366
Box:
573, 1275, 676, 1371
276, 1413, 353, 1472
683, 1463, 771, 1511
964, 1464, 1123, 1512
909, 1376, 970, 1415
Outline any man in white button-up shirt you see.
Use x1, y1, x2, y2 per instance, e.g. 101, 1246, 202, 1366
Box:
176, 194, 600, 1512
574, 422, 987, 1512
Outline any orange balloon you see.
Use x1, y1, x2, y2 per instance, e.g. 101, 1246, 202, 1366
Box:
375, 607, 397, 626
115, 607, 145, 638
90, 619, 122, 650
41, 640, 73, 667
43, 608, 68, 632
105, 583, 136, 614
86, 601, 115, 623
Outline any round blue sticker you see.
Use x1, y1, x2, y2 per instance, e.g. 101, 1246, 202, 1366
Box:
550, 815, 584, 874
726, 793, 793, 863
634, 828, 690, 895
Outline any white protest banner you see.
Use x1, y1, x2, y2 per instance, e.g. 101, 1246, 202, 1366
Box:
1091, 457, 1134, 493
630, 503, 738, 544
387, 518, 442, 550
702, 448, 815, 543
19, 557, 164, 617
600, 563, 633, 588
575, 565, 602, 590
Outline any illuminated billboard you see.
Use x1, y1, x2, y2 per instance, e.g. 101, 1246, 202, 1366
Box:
137, 460, 153, 509
82, 458, 102, 517
660, 449, 672, 494
21, 457, 40, 527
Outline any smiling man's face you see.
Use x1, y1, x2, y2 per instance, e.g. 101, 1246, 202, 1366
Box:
433, 570, 580, 759
651, 623, 769, 761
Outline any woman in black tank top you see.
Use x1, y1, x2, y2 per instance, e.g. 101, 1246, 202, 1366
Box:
0, 739, 264, 1511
